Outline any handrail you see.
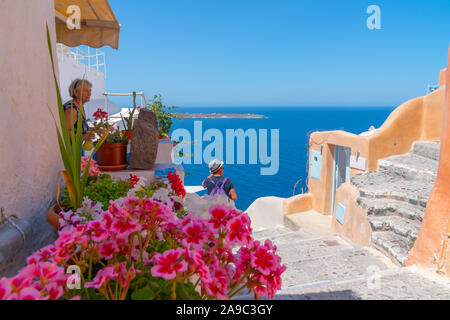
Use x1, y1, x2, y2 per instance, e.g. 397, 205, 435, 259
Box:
56, 44, 106, 77
102, 92, 147, 117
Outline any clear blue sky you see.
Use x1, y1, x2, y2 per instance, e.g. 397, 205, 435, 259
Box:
103, 0, 450, 107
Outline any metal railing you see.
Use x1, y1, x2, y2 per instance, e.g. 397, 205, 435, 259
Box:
103, 92, 148, 117
56, 44, 107, 78
427, 85, 443, 95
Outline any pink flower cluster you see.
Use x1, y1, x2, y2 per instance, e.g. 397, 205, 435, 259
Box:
0, 197, 285, 300
0, 262, 68, 300
81, 156, 101, 177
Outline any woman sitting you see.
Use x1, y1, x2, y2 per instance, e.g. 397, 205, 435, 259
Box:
63, 79, 95, 142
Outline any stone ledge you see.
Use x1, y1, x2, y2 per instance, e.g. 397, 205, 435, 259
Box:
104, 163, 185, 185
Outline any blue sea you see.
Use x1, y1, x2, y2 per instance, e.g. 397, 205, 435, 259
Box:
169, 107, 395, 211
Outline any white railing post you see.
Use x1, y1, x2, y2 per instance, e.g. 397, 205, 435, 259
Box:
104, 92, 109, 115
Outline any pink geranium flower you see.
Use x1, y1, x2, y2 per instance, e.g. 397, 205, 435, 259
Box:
81, 156, 101, 177
253, 264, 286, 299
98, 240, 119, 260
151, 249, 188, 280
208, 205, 231, 231
86, 220, 109, 242
85, 265, 118, 290
202, 267, 229, 300
181, 221, 209, 249
45, 283, 64, 300
111, 217, 140, 239
250, 246, 277, 276
225, 215, 252, 246
184, 249, 210, 281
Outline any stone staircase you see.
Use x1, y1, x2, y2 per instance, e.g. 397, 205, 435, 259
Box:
234, 225, 450, 300
351, 141, 440, 266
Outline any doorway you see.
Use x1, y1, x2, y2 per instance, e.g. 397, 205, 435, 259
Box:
331, 145, 351, 214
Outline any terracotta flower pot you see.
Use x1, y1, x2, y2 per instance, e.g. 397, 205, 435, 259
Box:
96, 142, 128, 166
46, 204, 61, 229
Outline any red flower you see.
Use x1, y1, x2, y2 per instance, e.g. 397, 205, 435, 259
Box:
167, 171, 186, 198
128, 174, 140, 188
93, 108, 108, 120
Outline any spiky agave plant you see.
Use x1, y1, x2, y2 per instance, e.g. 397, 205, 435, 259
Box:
46, 24, 111, 210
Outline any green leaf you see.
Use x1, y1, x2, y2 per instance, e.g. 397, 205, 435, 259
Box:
130, 287, 158, 300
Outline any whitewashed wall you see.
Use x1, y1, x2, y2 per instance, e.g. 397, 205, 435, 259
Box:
57, 50, 105, 103
0, 0, 61, 276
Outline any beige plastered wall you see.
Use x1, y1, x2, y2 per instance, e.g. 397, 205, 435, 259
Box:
407, 45, 450, 272
307, 87, 445, 217
439, 68, 447, 86
331, 182, 372, 246
0, 0, 61, 275
286, 85, 447, 245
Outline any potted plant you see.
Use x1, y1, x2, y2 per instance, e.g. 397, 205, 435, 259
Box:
146, 94, 180, 140
92, 108, 129, 170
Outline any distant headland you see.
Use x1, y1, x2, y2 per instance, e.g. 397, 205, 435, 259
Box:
173, 113, 267, 119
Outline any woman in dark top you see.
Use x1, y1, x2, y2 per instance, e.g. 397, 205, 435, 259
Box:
202, 159, 238, 201
63, 79, 95, 142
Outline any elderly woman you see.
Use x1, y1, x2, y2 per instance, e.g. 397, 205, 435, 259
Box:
63, 79, 95, 142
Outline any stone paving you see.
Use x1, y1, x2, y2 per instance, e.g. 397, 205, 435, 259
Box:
235, 226, 450, 300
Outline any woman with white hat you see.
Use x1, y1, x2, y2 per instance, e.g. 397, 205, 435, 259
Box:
202, 159, 238, 202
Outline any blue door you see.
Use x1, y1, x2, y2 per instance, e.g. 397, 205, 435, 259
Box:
331, 146, 351, 214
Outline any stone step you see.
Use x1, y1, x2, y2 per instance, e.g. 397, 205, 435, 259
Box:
356, 197, 425, 221
371, 231, 411, 266
273, 235, 354, 263
367, 215, 421, 241
378, 153, 438, 183
412, 141, 441, 161
352, 171, 432, 208
280, 248, 389, 289
252, 226, 294, 241
261, 267, 450, 300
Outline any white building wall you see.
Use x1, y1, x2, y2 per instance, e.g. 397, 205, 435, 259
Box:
0, 0, 61, 276
57, 50, 105, 103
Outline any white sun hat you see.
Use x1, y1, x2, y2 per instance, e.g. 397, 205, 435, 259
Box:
209, 159, 224, 174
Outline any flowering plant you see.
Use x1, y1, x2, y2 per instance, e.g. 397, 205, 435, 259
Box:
145, 94, 180, 138
167, 171, 186, 199
81, 156, 101, 177
91, 108, 127, 145
59, 197, 104, 232
1, 192, 285, 300
46, 25, 110, 210
128, 174, 140, 189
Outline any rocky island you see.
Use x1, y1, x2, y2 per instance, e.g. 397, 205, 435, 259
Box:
173, 113, 267, 119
